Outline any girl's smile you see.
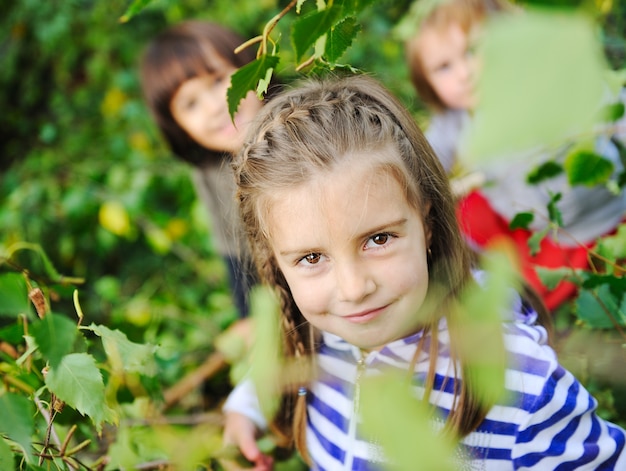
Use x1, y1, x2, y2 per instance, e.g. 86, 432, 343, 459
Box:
268, 148, 432, 351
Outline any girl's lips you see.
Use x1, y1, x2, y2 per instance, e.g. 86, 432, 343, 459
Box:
343, 305, 388, 324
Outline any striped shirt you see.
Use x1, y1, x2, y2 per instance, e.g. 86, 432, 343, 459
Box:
224, 303, 626, 469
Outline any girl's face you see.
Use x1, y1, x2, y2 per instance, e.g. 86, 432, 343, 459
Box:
416, 22, 479, 111
169, 67, 263, 154
268, 150, 432, 351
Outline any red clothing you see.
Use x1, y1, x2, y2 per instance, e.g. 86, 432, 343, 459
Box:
457, 190, 590, 310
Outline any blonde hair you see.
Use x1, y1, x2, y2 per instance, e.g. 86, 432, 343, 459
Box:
234, 74, 481, 460
404, 0, 512, 111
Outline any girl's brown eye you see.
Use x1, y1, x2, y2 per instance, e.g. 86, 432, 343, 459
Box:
304, 253, 321, 264
372, 234, 389, 245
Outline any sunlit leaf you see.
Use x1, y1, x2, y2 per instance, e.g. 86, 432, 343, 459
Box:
292, 6, 344, 62
526, 161, 563, 184
0, 273, 30, 318
465, 9, 607, 164
325, 17, 360, 63
228, 55, 279, 119
457, 247, 511, 408
360, 372, 457, 471
564, 151, 614, 186
31, 313, 77, 369
119, 0, 154, 23
45, 353, 117, 429
0, 394, 34, 463
86, 324, 157, 376
596, 223, 626, 260
0, 437, 14, 469
248, 286, 282, 419
509, 212, 534, 230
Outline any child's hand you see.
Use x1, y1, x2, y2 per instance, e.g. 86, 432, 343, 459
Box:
223, 412, 274, 470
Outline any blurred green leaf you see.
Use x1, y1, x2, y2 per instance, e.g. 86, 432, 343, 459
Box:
0, 393, 34, 463
249, 286, 282, 420
45, 353, 117, 429
466, 9, 607, 164
0, 437, 14, 469
547, 192, 563, 226
360, 371, 457, 471
535, 266, 578, 290
596, 223, 626, 260
564, 151, 614, 186
526, 161, 563, 184
119, 0, 154, 23
0, 273, 30, 318
528, 226, 550, 256
31, 313, 77, 369
509, 211, 534, 230
575, 286, 626, 328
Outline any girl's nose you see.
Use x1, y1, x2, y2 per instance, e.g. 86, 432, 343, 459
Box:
335, 259, 376, 303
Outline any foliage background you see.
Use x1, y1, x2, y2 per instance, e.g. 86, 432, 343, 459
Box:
1, 0, 626, 469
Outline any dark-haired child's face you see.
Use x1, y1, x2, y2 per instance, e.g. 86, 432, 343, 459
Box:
416, 23, 479, 111
170, 69, 263, 154
268, 151, 432, 351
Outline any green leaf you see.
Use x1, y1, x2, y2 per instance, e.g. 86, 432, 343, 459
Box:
0, 393, 34, 463
581, 273, 626, 295
465, 9, 607, 164
575, 286, 626, 329
5, 242, 63, 284
535, 266, 577, 290
528, 226, 550, 256
291, 6, 344, 62
325, 17, 361, 64
119, 0, 153, 23
0, 273, 31, 318
526, 161, 563, 184
248, 286, 282, 420
596, 223, 626, 260
228, 55, 279, 119
85, 324, 157, 376
45, 353, 116, 429
30, 313, 77, 369
509, 212, 534, 230
360, 372, 457, 471
0, 437, 14, 469
547, 192, 563, 226
564, 151, 614, 186
603, 101, 625, 122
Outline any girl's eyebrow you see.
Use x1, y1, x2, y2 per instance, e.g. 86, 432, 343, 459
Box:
277, 218, 408, 257
354, 218, 407, 241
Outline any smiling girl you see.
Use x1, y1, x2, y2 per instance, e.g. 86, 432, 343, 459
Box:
222, 74, 625, 470
140, 21, 279, 318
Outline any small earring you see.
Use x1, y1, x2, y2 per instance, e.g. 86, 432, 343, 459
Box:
298, 387, 307, 397
427, 247, 432, 257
